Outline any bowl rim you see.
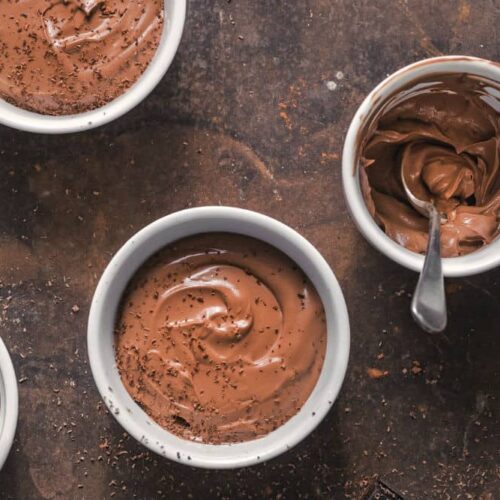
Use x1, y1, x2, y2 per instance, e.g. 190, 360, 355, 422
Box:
0, 0, 187, 134
0, 337, 18, 471
87, 206, 350, 469
342, 55, 500, 277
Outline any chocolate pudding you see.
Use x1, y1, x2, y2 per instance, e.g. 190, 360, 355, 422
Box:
115, 233, 327, 444
0, 0, 164, 115
360, 73, 500, 257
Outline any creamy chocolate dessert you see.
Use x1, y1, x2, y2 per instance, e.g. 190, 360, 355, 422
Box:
115, 233, 327, 444
360, 73, 500, 257
0, 0, 164, 115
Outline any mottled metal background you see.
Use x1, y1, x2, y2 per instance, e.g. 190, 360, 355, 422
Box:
0, 1, 498, 498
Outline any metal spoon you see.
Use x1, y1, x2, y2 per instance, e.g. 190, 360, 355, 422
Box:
401, 169, 447, 333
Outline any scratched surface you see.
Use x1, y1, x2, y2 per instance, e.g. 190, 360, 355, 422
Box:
0, 1, 499, 498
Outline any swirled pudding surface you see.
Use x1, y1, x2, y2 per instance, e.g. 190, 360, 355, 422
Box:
0, 0, 163, 115
361, 73, 500, 257
115, 233, 327, 444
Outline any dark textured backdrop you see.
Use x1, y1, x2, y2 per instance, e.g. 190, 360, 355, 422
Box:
0, 1, 499, 498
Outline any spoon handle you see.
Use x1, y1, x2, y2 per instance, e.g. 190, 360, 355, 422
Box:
411, 205, 447, 333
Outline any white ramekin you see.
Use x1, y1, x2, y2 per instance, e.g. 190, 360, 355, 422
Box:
88, 207, 350, 469
0, 0, 186, 134
342, 56, 500, 277
0, 337, 18, 471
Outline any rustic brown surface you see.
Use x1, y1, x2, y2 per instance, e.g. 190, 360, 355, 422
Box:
0, 1, 499, 498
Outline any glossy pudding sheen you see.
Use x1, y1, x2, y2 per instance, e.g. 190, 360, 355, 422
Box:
0, 0, 164, 115
360, 73, 500, 257
115, 233, 327, 444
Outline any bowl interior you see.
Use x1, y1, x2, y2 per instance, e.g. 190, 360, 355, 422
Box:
88, 208, 350, 469
343, 57, 500, 277
0, 0, 186, 134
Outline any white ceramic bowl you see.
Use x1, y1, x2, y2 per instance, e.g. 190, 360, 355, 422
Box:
342, 56, 500, 277
88, 207, 350, 469
0, 0, 186, 134
0, 337, 18, 471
